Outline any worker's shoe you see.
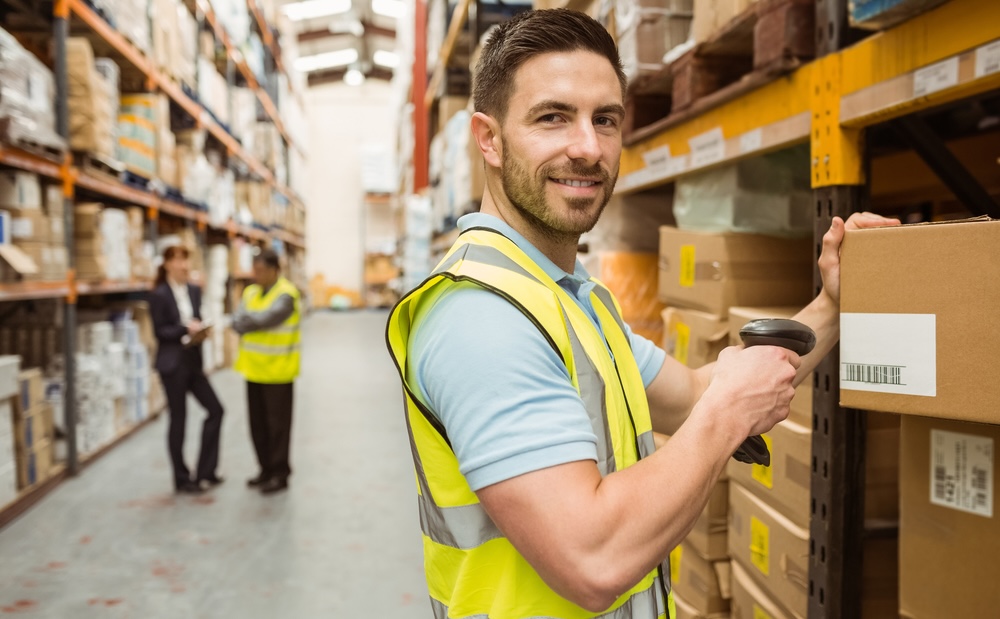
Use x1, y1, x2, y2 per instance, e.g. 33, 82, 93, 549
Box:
259, 478, 288, 494
197, 476, 225, 490
175, 480, 204, 495
246, 474, 268, 488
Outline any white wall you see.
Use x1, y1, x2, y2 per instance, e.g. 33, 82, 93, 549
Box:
304, 80, 396, 292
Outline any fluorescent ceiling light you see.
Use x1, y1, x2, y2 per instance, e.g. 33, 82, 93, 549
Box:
294, 48, 359, 72
372, 0, 404, 19
344, 68, 366, 86
373, 50, 399, 69
283, 0, 352, 21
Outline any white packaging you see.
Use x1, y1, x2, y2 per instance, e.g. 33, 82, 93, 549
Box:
0, 461, 17, 507
0, 355, 20, 399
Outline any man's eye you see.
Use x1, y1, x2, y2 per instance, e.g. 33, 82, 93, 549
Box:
539, 114, 562, 123
595, 116, 617, 127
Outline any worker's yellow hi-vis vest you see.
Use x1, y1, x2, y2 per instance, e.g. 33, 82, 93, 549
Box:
235, 276, 301, 384
386, 228, 674, 619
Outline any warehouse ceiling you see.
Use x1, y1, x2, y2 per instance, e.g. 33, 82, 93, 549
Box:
279, 0, 400, 87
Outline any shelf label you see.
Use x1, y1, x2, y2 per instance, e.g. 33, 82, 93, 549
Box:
740, 128, 763, 154
931, 429, 993, 518
750, 516, 770, 576
688, 127, 725, 168
642, 145, 671, 172
913, 57, 959, 97
665, 154, 689, 177
840, 313, 936, 397
976, 40, 1000, 79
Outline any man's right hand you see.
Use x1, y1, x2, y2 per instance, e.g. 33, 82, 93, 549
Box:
701, 345, 800, 441
186, 320, 204, 336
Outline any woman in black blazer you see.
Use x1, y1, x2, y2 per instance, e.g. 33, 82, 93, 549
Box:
149, 245, 225, 494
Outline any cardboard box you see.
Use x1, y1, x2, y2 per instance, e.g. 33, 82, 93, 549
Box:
658, 227, 813, 316
840, 218, 1000, 423
728, 481, 809, 616
0, 356, 20, 399
17, 368, 44, 414
727, 419, 811, 528
662, 306, 728, 368
899, 415, 1000, 619
673, 592, 728, 619
16, 437, 52, 489
728, 306, 812, 427
730, 559, 801, 619
8, 209, 49, 243
686, 480, 729, 560
14, 403, 53, 452
0, 171, 41, 210
670, 541, 730, 615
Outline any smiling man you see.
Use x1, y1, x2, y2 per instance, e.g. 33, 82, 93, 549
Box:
386, 9, 895, 619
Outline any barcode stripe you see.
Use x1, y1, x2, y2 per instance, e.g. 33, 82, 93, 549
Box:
843, 363, 903, 385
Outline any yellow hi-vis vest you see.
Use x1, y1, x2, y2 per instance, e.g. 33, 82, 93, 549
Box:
386, 228, 675, 619
235, 276, 301, 384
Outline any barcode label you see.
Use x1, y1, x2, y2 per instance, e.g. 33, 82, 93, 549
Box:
930, 429, 993, 518
913, 57, 959, 97
840, 313, 935, 397
976, 40, 1000, 79
842, 363, 904, 386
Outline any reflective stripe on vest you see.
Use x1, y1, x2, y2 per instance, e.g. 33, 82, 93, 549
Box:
386, 227, 674, 619
235, 277, 301, 384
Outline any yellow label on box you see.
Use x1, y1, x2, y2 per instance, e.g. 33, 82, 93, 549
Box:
750, 516, 770, 576
751, 434, 774, 489
669, 545, 682, 579
753, 604, 773, 619
679, 245, 695, 288
673, 321, 690, 366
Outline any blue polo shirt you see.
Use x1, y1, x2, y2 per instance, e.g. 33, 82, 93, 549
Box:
406, 213, 666, 491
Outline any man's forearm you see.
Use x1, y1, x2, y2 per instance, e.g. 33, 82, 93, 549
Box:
791, 291, 839, 386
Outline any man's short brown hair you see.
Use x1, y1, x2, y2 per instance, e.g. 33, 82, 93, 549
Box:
472, 9, 626, 122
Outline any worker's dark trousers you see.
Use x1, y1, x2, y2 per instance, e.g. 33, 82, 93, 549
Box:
247, 381, 294, 481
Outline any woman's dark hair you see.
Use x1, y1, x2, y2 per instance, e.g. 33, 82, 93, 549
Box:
254, 248, 281, 271
154, 245, 190, 288
473, 9, 626, 122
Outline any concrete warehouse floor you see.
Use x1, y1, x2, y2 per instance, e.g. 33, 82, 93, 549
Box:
0, 311, 428, 618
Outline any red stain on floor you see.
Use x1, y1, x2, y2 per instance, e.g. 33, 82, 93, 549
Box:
79, 536, 92, 545
88, 599, 100, 606
1, 600, 38, 613
170, 586, 186, 594
121, 496, 176, 509
401, 593, 414, 606
104, 599, 123, 607
44, 562, 66, 571
191, 495, 215, 506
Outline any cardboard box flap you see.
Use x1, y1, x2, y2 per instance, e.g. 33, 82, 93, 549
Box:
0, 244, 39, 274
714, 560, 732, 600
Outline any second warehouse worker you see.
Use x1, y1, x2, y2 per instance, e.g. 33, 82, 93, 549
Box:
233, 248, 301, 495
386, 9, 899, 619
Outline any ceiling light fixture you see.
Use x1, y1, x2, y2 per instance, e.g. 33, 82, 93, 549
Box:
283, 0, 352, 21
344, 68, 366, 86
373, 50, 400, 69
371, 0, 404, 19
294, 48, 359, 72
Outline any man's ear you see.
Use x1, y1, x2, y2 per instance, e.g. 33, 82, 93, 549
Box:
471, 112, 502, 168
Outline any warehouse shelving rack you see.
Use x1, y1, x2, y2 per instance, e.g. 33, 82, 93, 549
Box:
614, 0, 1000, 616
0, 0, 308, 528
407, 0, 1000, 616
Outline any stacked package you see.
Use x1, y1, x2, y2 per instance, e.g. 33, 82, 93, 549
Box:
151, 0, 198, 88
93, 0, 151, 54
197, 56, 231, 126
0, 171, 67, 282
119, 94, 172, 181
127, 207, 155, 281
112, 314, 151, 425
0, 28, 63, 150
236, 180, 273, 227
230, 87, 258, 146
402, 194, 434, 292
72, 322, 117, 454
617, 0, 694, 82
213, 0, 252, 46
250, 123, 284, 179
74, 203, 131, 281
202, 245, 229, 372
7, 363, 56, 493
0, 357, 20, 505
67, 38, 118, 160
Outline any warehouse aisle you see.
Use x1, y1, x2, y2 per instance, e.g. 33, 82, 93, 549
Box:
0, 311, 427, 618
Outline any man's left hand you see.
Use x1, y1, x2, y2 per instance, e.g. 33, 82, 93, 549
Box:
818, 212, 901, 305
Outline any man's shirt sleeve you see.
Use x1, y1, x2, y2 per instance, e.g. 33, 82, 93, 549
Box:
407, 283, 599, 491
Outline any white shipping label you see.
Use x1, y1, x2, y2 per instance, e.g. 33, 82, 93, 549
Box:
688, 128, 725, 168
913, 57, 959, 97
840, 313, 936, 397
930, 429, 993, 518
975, 40, 1000, 78
740, 129, 763, 154
642, 145, 671, 172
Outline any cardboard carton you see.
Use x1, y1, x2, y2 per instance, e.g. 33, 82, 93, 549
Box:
899, 416, 1000, 619
730, 559, 800, 619
16, 437, 52, 489
0, 171, 41, 210
728, 306, 812, 427
670, 541, 730, 615
673, 592, 728, 619
16, 368, 44, 414
658, 227, 813, 316
14, 403, 54, 452
662, 306, 728, 368
686, 480, 729, 560
839, 218, 1000, 422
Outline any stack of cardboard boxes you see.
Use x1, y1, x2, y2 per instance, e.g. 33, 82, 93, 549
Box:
616, 0, 694, 82
0, 171, 67, 282
74, 203, 131, 282
66, 38, 118, 162
118, 94, 171, 182
840, 218, 1000, 618
0, 357, 20, 507
691, 0, 759, 43
13, 366, 55, 491
150, 0, 198, 89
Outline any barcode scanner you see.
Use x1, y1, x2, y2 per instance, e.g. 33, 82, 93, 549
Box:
732, 319, 816, 466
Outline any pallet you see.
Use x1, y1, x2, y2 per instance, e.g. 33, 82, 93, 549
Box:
624, 0, 814, 145
74, 151, 124, 182
0, 118, 66, 161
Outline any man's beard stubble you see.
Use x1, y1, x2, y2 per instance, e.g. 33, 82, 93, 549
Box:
500, 146, 616, 245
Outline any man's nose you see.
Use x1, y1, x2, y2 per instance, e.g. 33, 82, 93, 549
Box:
565, 120, 602, 165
